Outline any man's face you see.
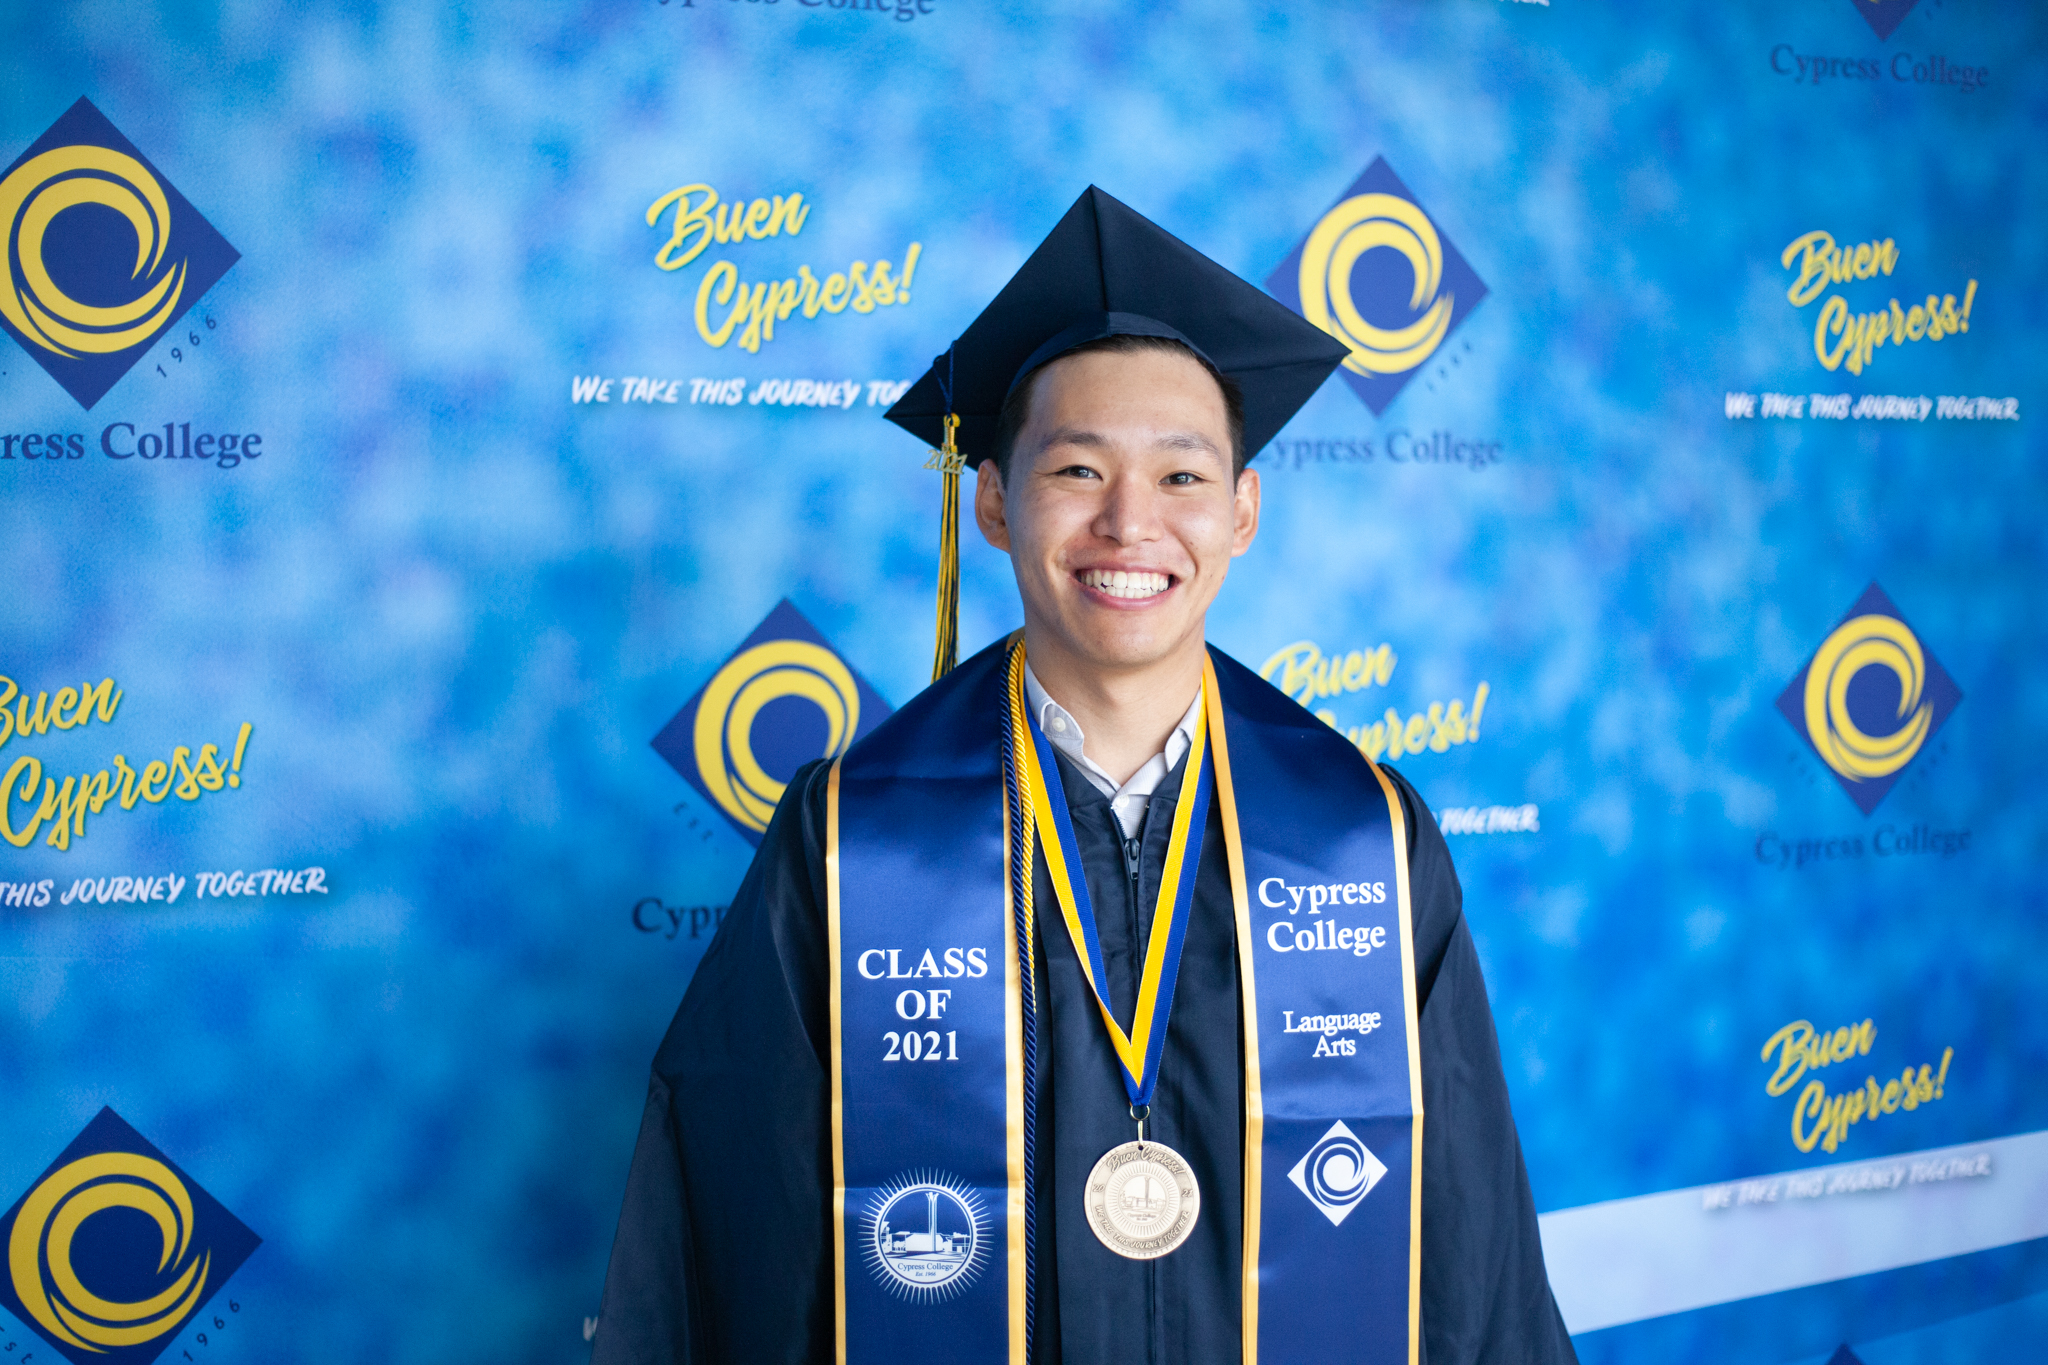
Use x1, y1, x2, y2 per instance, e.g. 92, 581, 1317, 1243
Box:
974, 345, 1260, 678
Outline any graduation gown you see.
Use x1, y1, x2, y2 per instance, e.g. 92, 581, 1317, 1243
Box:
592, 703, 1576, 1365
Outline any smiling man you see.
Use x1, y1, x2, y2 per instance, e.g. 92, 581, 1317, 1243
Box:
981, 335, 1256, 796
592, 188, 1574, 1365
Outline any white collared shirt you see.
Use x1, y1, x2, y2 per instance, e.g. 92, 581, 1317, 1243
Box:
1023, 665, 1203, 840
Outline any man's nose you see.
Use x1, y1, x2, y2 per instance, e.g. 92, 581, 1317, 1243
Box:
1093, 473, 1165, 544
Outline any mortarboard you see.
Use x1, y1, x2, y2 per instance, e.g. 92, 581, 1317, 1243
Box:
888, 185, 1349, 679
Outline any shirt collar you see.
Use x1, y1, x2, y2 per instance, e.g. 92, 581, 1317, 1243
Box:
1022, 664, 1202, 838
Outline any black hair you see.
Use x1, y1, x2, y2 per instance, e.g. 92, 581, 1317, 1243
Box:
989, 332, 1247, 483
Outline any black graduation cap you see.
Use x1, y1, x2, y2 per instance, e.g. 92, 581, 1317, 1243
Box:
890, 186, 1347, 682
885, 185, 1349, 468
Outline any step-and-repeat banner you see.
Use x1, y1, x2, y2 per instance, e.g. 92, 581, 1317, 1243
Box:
2, 2, 2041, 1362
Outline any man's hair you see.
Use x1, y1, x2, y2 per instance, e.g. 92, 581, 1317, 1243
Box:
990, 332, 1247, 483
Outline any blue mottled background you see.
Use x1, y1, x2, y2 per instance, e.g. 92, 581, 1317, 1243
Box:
1, 1, 2043, 1361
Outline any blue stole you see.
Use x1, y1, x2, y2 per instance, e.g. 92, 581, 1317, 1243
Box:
827, 638, 1422, 1365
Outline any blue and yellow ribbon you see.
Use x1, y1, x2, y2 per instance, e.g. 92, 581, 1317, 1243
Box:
1007, 641, 1213, 1109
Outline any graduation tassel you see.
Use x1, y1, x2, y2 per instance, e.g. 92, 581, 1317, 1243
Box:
927, 411, 964, 681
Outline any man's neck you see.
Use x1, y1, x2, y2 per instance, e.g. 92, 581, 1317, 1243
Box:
1022, 627, 1206, 786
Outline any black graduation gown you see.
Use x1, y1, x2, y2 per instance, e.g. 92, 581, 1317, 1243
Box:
591, 742, 1576, 1365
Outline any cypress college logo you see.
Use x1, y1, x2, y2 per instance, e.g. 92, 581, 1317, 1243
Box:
1267, 156, 1486, 416
652, 598, 891, 844
1777, 583, 1960, 815
1288, 1120, 1387, 1228
0, 1108, 260, 1365
0, 98, 239, 410
859, 1171, 989, 1302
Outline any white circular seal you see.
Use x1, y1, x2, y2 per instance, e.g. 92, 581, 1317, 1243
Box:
862, 1173, 989, 1302
1083, 1140, 1201, 1259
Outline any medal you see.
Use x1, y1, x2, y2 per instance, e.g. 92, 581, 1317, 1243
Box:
1009, 648, 1215, 1260
1084, 1136, 1202, 1259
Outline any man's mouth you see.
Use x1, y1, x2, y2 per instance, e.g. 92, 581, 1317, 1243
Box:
1077, 568, 1173, 601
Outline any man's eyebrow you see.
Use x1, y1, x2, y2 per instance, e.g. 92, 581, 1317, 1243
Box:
1034, 426, 1112, 451
1034, 427, 1221, 454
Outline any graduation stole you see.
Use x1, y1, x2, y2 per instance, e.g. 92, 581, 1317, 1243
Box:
826, 637, 1423, 1365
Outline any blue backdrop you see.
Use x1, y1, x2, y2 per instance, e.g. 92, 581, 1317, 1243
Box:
1, 2, 2042, 1363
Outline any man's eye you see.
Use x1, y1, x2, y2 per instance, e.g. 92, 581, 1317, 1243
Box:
1163, 472, 1202, 486
1056, 465, 1102, 480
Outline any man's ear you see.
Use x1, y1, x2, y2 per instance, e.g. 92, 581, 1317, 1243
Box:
975, 458, 1012, 552
1230, 467, 1261, 557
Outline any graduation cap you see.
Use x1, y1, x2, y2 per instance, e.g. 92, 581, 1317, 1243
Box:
888, 185, 1349, 679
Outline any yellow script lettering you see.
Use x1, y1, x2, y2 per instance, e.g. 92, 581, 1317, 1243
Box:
648, 184, 811, 272
691, 250, 920, 350
647, 184, 719, 272
1, 755, 43, 848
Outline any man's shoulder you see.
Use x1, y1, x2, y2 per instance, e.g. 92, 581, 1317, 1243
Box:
1207, 644, 1325, 727
1374, 762, 1444, 857
1209, 643, 1387, 787
1209, 646, 1452, 865
839, 635, 1012, 781
1372, 761, 1429, 822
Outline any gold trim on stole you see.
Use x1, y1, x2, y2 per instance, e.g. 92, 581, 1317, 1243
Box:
1001, 682, 1029, 1365
826, 759, 848, 1365
1366, 758, 1426, 1365
1200, 657, 1263, 1365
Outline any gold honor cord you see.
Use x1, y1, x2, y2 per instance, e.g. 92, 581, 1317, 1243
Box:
927, 413, 964, 681
1004, 644, 1039, 1005
825, 758, 849, 1365
1014, 671, 1210, 1096
1000, 645, 1034, 1362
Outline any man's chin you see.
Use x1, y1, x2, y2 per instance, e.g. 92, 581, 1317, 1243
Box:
1046, 619, 1202, 676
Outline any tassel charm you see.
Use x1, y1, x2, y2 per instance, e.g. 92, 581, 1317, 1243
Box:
928, 412, 963, 681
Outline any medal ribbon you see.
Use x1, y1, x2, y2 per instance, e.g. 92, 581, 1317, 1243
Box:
1009, 645, 1213, 1110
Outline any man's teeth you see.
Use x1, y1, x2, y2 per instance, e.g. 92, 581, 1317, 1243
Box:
1080, 569, 1170, 600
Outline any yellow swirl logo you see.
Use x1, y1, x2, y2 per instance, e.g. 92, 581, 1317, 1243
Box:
0, 145, 187, 360
1298, 193, 1453, 378
0, 98, 238, 409
652, 599, 891, 844
1803, 614, 1930, 781
1777, 584, 1961, 815
693, 639, 863, 834
8, 1153, 210, 1353
0, 1108, 260, 1365
1267, 155, 1487, 417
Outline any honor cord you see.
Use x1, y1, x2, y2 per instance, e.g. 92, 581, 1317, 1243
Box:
1001, 645, 1038, 1354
